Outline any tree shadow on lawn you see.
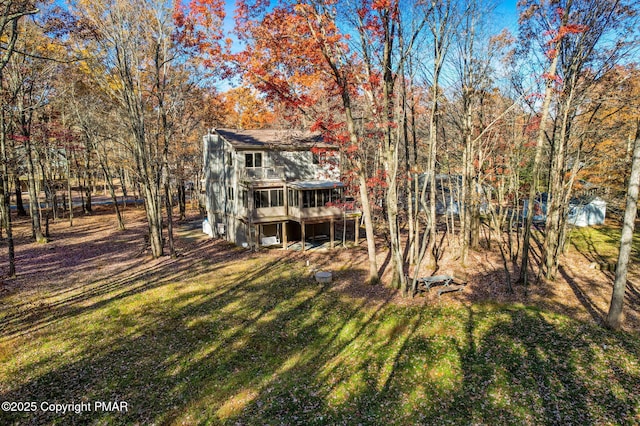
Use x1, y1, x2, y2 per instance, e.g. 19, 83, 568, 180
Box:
1, 257, 378, 424
0, 238, 250, 340
453, 306, 640, 425
2, 257, 640, 425
557, 265, 607, 325
223, 297, 640, 425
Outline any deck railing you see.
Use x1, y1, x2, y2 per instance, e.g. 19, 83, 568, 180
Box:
240, 166, 285, 181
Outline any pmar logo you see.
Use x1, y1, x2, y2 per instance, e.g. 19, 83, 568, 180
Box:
95, 401, 129, 412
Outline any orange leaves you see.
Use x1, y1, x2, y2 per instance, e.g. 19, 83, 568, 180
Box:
371, 0, 390, 10
172, 0, 226, 63
541, 72, 563, 85
218, 86, 274, 129
545, 24, 589, 47
233, 0, 357, 121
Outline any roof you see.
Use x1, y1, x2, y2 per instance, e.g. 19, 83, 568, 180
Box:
288, 181, 344, 190
215, 128, 335, 151
570, 195, 606, 206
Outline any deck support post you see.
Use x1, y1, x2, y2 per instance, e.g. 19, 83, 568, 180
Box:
330, 218, 334, 249
282, 221, 287, 250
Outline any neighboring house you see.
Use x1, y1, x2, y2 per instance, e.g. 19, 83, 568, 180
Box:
522, 193, 607, 227
567, 195, 607, 227
522, 192, 549, 223
202, 128, 358, 250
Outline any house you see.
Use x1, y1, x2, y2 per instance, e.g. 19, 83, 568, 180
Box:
202, 128, 360, 250
522, 193, 549, 223
522, 193, 607, 227
567, 195, 607, 227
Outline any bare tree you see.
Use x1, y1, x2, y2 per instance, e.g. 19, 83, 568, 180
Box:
0, 1, 39, 274
70, 0, 186, 257
606, 119, 640, 329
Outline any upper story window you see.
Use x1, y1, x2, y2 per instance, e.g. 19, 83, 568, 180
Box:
313, 151, 332, 165
227, 152, 233, 166
245, 152, 262, 168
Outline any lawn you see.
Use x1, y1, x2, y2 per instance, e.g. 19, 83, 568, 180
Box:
1, 211, 639, 425
569, 224, 640, 266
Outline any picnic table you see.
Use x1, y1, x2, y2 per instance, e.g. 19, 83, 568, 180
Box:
408, 274, 467, 297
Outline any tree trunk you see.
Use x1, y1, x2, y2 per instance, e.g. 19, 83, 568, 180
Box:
342, 92, 379, 284
606, 121, 640, 330
178, 180, 186, 220
13, 174, 26, 216
165, 182, 176, 257
100, 161, 124, 230
381, 28, 405, 293
358, 170, 379, 284
142, 180, 164, 257
519, 42, 561, 285
0, 115, 16, 276
84, 150, 93, 214
24, 137, 46, 243
66, 150, 74, 227
544, 83, 576, 280
119, 167, 128, 198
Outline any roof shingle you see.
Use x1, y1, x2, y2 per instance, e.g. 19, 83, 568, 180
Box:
215, 128, 335, 150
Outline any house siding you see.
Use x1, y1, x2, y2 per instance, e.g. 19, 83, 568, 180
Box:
203, 129, 353, 249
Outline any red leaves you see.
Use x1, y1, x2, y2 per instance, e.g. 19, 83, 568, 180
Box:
172, 0, 226, 61
367, 170, 387, 189
547, 24, 589, 45
542, 73, 563, 85
371, 0, 390, 11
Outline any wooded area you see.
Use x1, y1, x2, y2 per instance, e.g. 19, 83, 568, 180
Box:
0, 0, 639, 329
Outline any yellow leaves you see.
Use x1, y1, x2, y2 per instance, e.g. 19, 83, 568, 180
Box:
219, 86, 275, 129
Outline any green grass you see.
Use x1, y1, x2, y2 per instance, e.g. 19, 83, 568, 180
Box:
569, 224, 640, 265
1, 253, 639, 425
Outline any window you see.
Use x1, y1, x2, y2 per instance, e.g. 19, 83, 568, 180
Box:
245, 152, 263, 168
320, 189, 334, 206
288, 189, 299, 207
254, 189, 283, 209
270, 189, 284, 207
300, 188, 342, 208
332, 188, 342, 202
227, 187, 234, 200
241, 190, 248, 208
302, 190, 316, 208
227, 152, 233, 166
312, 151, 328, 165
260, 190, 269, 208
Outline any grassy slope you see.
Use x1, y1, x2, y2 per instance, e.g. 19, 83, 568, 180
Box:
569, 224, 640, 266
1, 244, 639, 425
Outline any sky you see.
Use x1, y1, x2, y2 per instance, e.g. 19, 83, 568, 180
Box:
495, 0, 520, 32
221, 0, 522, 35
216, 0, 523, 91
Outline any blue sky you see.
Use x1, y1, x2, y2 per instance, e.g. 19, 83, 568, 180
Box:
221, 0, 521, 34
495, 0, 520, 31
